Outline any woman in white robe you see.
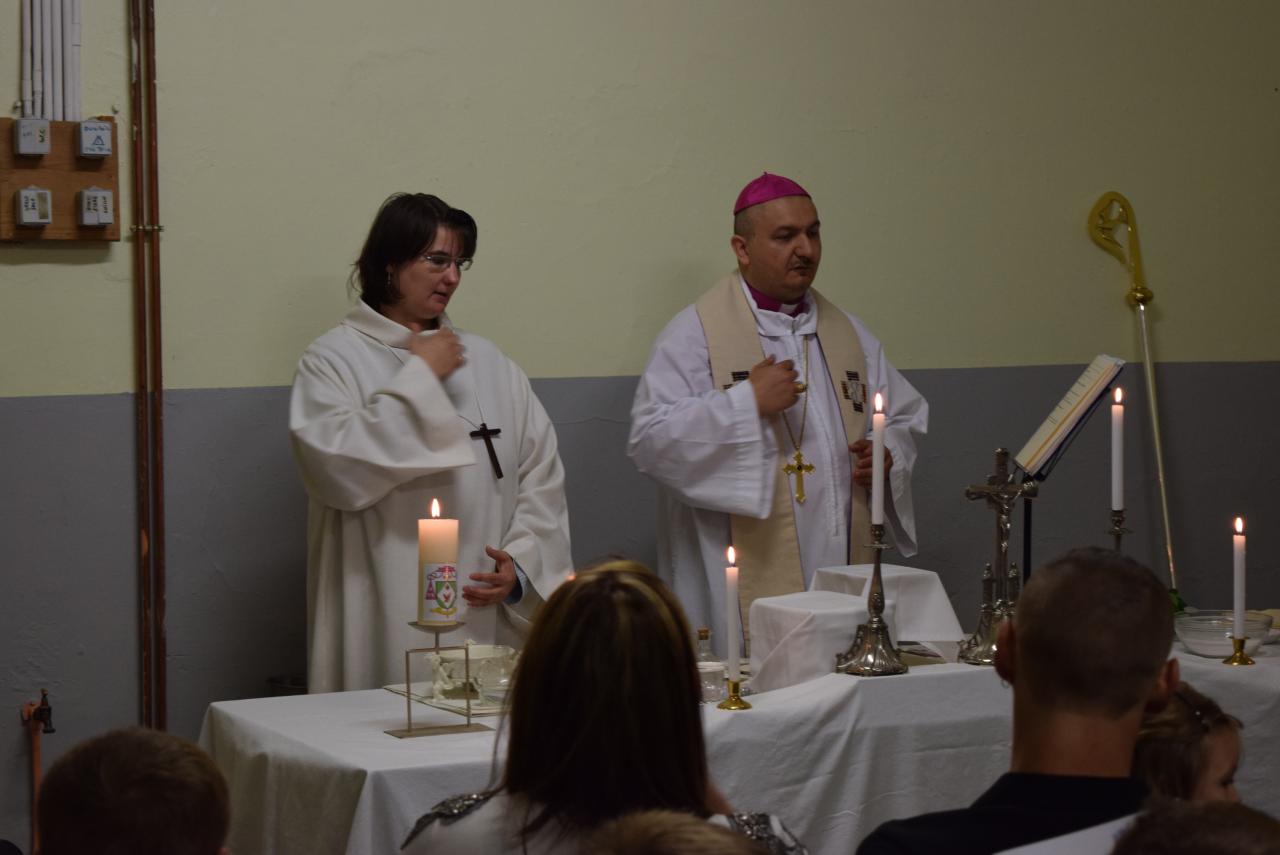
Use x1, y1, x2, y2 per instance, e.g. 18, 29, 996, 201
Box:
290, 193, 572, 693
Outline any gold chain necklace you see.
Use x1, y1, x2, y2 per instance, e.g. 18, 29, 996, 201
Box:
780, 339, 815, 503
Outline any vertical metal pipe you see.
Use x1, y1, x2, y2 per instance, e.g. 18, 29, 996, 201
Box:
1136, 304, 1177, 590
129, 0, 153, 729
142, 0, 167, 730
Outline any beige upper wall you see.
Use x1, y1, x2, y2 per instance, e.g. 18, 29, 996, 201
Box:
2, 1, 1278, 396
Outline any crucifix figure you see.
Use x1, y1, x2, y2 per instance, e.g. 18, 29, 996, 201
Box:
469, 422, 504, 480
964, 448, 1037, 616
782, 450, 815, 504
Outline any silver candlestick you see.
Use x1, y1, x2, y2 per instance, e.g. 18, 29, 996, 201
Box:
1108, 508, 1130, 552
836, 523, 908, 676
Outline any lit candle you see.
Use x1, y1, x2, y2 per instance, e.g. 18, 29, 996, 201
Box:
1111, 388, 1124, 511
871, 392, 886, 525
1233, 517, 1246, 638
417, 499, 459, 624
725, 546, 739, 682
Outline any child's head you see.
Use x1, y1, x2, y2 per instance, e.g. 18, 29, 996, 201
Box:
1133, 682, 1242, 802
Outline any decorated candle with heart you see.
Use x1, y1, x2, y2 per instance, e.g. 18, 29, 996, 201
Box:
418, 499, 459, 624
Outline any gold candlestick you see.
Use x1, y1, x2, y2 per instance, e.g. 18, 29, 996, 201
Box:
717, 679, 752, 710
1222, 636, 1255, 667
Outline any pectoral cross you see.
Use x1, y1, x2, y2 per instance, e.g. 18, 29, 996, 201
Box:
469, 423, 504, 480
782, 450, 815, 504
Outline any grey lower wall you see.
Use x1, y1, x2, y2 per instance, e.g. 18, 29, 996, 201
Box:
2, 361, 1278, 845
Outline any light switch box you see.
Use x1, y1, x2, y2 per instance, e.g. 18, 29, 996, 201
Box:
78, 120, 113, 158
14, 118, 51, 156
16, 187, 53, 226
78, 187, 115, 227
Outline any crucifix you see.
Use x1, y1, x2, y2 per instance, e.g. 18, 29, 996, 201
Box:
782, 450, 815, 503
469, 423, 504, 480
965, 448, 1037, 604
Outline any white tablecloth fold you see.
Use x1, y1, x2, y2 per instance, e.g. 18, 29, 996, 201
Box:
811, 564, 966, 642
749, 591, 896, 692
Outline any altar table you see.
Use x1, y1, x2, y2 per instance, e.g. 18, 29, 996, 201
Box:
200, 647, 1279, 855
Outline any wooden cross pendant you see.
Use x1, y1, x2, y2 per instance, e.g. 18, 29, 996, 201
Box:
782, 450, 815, 504
469, 422, 504, 480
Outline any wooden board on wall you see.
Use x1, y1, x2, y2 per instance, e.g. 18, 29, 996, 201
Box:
0, 117, 121, 242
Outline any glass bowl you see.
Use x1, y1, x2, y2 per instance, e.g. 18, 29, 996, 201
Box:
1174, 610, 1273, 658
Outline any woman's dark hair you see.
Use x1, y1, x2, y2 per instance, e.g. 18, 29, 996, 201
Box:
351, 192, 477, 310
501, 560, 710, 840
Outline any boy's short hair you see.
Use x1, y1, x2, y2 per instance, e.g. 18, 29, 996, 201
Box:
38, 727, 229, 855
1015, 548, 1173, 716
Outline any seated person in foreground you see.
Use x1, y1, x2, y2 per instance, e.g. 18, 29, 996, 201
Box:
401, 560, 806, 854
857, 547, 1178, 855
588, 809, 772, 854
37, 727, 230, 855
1131, 681, 1242, 802
1110, 799, 1280, 855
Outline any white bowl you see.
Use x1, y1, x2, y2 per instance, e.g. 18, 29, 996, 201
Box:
1175, 610, 1272, 658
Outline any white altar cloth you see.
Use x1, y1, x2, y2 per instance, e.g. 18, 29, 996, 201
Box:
810, 563, 965, 642
748, 590, 898, 692
199, 648, 1279, 855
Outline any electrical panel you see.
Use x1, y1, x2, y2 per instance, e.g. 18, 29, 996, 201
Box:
1, 117, 120, 241
78, 120, 113, 158
77, 187, 113, 227
15, 186, 53, 226
14, 119, 51, 156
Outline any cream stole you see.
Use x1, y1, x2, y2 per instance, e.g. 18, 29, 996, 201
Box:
695, 274, 872, 631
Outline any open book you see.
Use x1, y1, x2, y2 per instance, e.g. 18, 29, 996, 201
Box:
1015, 354, 1125, 480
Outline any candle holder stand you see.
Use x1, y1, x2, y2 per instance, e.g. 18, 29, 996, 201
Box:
1108, 508, 1130, 552
717, 679, 752, 711
1222, 636, 1255, 667
385, 621, 493, 738
836, 523, 908, 676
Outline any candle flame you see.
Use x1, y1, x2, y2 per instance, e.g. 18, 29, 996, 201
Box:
1114, 387, 1123, 404
1235, 517, 1244, 534
431, 498, 441, 519
726, 546, 736, 565
874, 392, 884, 413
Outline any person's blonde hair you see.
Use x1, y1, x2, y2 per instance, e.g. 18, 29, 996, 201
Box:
1132, 681, 1242, 799
501, 560, 710, 839
586, 810, 767, 855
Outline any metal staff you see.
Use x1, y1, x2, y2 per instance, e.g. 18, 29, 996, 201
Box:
1087, 192, 1181, 605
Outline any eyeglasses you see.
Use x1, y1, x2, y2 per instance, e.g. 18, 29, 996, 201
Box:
418, 253, 473, 272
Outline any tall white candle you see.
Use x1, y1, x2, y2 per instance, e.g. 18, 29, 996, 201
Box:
871, 393, 886, 525
725, 546, 739, 682
1233, 517, 1246, 638
417, 499, 459, 623
1111, 388, 1124, 511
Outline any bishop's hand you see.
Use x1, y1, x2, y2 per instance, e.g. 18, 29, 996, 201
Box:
749, 355, 799, 416
850, 438, 893, 489
409, 328, 466, 380
463, 545, 516, 607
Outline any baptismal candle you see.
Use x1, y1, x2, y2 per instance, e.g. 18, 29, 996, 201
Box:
725, 547, 739, 682
871, 393, 886, 525
417, 499, 459, 623
1233, 517, 1246, 638
1111, 388, 1124, 511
